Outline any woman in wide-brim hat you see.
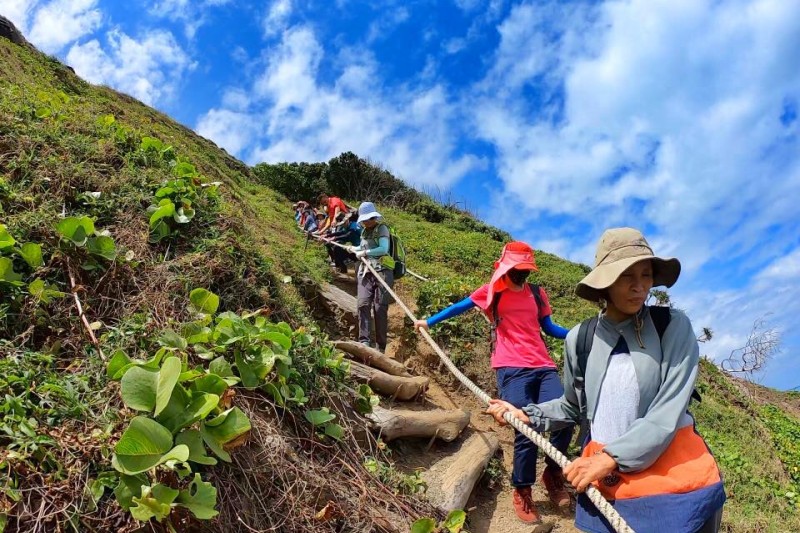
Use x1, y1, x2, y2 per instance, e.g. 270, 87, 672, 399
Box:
487, 228, 726, 533
415, 241, 574, 525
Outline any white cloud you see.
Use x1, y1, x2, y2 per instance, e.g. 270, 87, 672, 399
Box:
66, 28, 194, 105
145, 0, 232, 39
366, 6, 410, 43
197, 108, 259, 155
197, 24, 482, 187
0, 0, 102, 53
0, 0, 39, 34
262, 0, 292, 38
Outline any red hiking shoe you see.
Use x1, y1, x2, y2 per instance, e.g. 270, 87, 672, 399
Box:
542, 465, 571, 509
512, 486, 541, 524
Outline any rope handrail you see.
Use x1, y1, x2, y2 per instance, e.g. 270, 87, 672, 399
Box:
348, 252, 634, 533
312, 233, 430, 282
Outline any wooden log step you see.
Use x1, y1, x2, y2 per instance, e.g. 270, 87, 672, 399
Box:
348, 361, 428, 401
366, 406, 469, 442
334, 340, 411, 377
422, 432, 500, 513
317, 282, 357, 324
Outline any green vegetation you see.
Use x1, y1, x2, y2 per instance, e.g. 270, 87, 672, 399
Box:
411, 510, 467, 533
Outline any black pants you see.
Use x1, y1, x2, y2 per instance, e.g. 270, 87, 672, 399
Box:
332, 245, 354, 271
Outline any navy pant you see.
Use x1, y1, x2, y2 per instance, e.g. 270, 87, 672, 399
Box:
496, 367, 574, 487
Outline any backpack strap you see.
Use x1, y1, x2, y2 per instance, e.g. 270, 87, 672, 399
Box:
528, 283, 545, 319
489, 291, 503, 355
574, 316, 598, 449
649, 306, 702, 403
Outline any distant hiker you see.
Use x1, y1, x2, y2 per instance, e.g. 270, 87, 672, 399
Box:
414, 241, 573, 524
486, 228, 726, 533
317, 193, 349, 234
300, 204, 320, 234
327, 211, 360, 273
346, 202, 394, 352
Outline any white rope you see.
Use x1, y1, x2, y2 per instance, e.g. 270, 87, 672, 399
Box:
313, 234, 429, 282
355, 256, 635, 533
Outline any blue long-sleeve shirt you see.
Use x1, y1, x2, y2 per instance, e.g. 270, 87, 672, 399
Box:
426, 296, 568, 339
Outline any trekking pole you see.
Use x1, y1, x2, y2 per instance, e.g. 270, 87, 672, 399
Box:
313, 235, 430, 282
356, 256, 635, 533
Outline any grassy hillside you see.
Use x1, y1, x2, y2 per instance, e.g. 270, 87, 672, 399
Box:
1, 32, 799, 533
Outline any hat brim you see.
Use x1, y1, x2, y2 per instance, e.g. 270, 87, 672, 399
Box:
512, 262, 538, 271
575, 256, 681, 302
357, 211, 381, 223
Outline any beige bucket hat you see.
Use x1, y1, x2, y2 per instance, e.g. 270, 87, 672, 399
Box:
576, 227, 681, 302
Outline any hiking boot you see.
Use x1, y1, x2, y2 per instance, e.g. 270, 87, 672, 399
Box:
512, 486, 541, 524
542, 465, 571, 509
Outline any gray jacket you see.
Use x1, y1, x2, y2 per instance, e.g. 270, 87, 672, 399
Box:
522, 307, 700, 473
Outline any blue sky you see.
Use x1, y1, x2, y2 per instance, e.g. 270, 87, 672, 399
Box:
3, 0, 799, 390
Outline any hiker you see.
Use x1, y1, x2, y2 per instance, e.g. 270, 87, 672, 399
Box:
345, 202, 394, 352
413, 241, 573, 524
327, 211, 360, 273
317, 193, 349, 234
299, 204, 320, 234
486, 228, 726, 533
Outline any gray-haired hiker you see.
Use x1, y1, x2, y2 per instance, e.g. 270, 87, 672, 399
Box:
345, 202, 394, 352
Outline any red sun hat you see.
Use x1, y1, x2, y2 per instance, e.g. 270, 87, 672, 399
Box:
474, 241, 538, 310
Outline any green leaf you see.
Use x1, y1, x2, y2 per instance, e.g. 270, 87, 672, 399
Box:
56, 216, 95, 246
0, 224, 17, 251
113, 473, 147, 511
264, 331, 291, 350
304, 408, 336, 427
140, 136, 165, 152
176, 473, 218, 519
88, 471, 118, 505
159, 391, 219, 434
16, 242, 43, 268
200, 407, 251, 462
173, 206, 195, 224
158, 330, 187, 350
149, 219, 171, 243
208, 357, 234, 378
130, 483, 179, 522
0, 257, 23, 286
189, 288, 219, 315
149, 201, 175, 229
111, 417, 190, 475
107, 349, 132, 380
27, 278, 66, 304
120, 367, 157, 412
87, 235, 117, 261
175, 429, 217, 466
191, 374, 228, 397
324, 423, 344, 440
442, 510, 467, 532
410, 518, 436, 533
173, 161, 198, 178
155, 356, 182, 416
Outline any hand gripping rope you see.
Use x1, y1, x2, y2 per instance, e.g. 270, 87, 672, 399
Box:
313, 234, 634, 533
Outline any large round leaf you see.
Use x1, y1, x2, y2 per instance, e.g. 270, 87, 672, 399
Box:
149, 201, 175, 229
17, 242, 43, 268
87, 235, 117, 261
56, 216, 94, 246
112, 417, 189, 474
0, 224, 16, 251
120, 357, 182, 415
176, 473, 218, 519
175, 429, 217, 466
189, 288, 219, 315
0, 257, 23, 286
200, 407, 251, 462
158, 391, 219, 434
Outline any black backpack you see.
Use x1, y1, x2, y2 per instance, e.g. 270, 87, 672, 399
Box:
489, 283, 545, 354
573, 306, 701, 445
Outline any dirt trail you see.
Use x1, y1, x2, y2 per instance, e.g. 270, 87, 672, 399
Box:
329, 271, 579, 532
